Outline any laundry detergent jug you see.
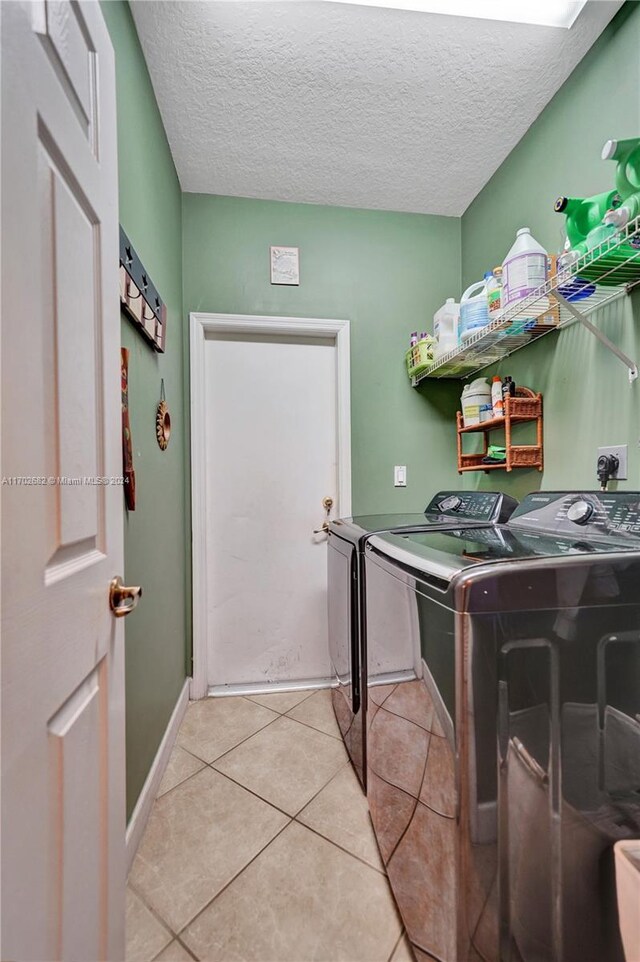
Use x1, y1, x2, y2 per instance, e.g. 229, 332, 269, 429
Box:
461, 377, 492, 427
459, 279, 490, 340
502, 228, 548, 307
433, 298, 460, 357
602, 137, 640, 229
555, 191, 621, 266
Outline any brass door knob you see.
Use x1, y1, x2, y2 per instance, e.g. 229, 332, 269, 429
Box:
314, 496, 335, 535
109, 576, 142, 618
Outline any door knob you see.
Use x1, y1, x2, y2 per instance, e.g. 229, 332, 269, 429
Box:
109, 576, 142, 618
314, 496, 335, 535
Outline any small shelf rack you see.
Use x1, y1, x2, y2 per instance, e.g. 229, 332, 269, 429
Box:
414, 214, 640, 385
457, 390, 543, 474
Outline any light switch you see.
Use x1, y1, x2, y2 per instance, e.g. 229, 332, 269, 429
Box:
394, 465, 407, 487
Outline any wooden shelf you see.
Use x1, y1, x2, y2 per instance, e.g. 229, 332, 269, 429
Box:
458, 411, 538, 433
457, 391, 543, 474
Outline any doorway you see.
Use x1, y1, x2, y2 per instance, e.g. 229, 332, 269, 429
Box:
190, 314, 351, 699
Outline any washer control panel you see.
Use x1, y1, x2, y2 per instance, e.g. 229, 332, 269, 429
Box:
425, 490, 517, 523
509, 491, 640, 539
566, 500, 594, 526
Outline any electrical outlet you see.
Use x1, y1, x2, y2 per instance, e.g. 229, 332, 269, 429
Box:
597, 444, 628, 480
394, 465, 407, 487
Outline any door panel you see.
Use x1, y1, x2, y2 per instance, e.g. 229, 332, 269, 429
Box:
1, 3, 124, 960
48, 662, 108, 961
205, 333, 338, 688
36, 0, 97, 147
42, 138, 102, 557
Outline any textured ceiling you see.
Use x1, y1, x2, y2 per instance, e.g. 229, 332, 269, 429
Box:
131, 1, 622, 216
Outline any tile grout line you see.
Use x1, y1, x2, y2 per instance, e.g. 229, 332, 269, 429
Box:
127, 880, 179, 942
208, 753, 351, 823
281, 712, 344, 741
208, 765, 298, 821
174, 818, 294, 945
149, 758, 211, 805
155, 749, 207, 800
292, 816, 388, 878
244, 689, 344, 741
387, 928, 406, 962
178, 708, 283, 768
150, 932, 199, 962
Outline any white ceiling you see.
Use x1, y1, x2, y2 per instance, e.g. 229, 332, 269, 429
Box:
131, 0, 622, 216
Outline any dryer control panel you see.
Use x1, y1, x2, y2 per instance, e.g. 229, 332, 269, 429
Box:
508, 491, 640, 539
425, 490, 517, 523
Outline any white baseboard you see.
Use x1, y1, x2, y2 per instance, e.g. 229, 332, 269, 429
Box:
125, 678, 190, 873
207, 676, 334, 698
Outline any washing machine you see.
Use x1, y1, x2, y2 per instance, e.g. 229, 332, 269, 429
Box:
364, 491, 640, 962
327, 490, 518, 788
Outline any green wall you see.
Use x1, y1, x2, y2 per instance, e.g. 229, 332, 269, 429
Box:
461, 2, 640, 499
182, 195, 461, 514
102, 1, 188, 818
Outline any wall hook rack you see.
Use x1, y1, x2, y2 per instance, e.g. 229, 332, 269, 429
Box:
119, 226, 167, 353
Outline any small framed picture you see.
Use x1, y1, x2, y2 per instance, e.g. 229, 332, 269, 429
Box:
270, 246, 300, 286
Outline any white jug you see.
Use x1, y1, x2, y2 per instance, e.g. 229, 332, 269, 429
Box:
461, 377, 492, 427
459, 280, 490, 340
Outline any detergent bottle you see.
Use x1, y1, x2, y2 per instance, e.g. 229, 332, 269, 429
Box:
555, 191, 621, 266
486, 267, 503, 318
461, 377, 492, 427
433, 298, 460, 358
602, 138, 640, 228
502, 228, 548, 306
459, 278, 490, 340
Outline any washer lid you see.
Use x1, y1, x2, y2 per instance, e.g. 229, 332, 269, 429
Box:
368, 523, 640, 581
329, 491, 518, 545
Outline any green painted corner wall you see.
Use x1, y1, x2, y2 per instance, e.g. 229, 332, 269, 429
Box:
461, 1, 640, 499
102, 0, 188, 819
182, 194, 462, 515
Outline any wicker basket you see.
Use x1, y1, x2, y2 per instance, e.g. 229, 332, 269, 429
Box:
509, 445, 544, 468
507, 387, 542, 420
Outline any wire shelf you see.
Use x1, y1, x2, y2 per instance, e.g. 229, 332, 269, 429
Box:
414, 214, 640, 383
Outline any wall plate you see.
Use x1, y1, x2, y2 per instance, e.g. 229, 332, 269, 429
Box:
394, 465, 407, 487
597, 444, 628, 480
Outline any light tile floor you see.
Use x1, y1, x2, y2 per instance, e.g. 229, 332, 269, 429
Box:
127, 689, 411, 962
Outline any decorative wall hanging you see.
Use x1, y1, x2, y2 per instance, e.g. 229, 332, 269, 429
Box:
121, 348, 136, 510
119, 226, 167, 352
270, 245, 300, 285
156, 379, 171, 451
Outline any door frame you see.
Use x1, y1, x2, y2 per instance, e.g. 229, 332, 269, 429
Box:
189, 312, 352, 700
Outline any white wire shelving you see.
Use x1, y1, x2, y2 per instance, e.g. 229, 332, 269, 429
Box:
413, 214, 640, 384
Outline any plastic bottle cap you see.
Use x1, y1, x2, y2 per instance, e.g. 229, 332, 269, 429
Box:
493, 376, 501, 382
446, 298, 454, 304
517, 228, 531, 236
484, 271, 493, 280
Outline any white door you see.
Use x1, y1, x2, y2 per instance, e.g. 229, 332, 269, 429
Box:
1, 3, 127, 960
204, 328, 347, 690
